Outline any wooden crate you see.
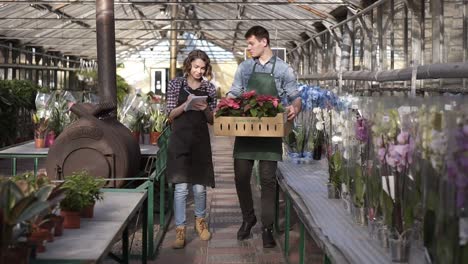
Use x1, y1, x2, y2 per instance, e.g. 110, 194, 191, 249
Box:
213, 113, 291, 137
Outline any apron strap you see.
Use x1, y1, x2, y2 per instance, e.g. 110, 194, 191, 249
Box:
270, 56, 276, 74
251, 56, 277, 75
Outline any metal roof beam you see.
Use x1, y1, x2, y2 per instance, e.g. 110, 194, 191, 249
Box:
232, 1, 246, 48
0, 27, 316, 32
288, 0, 388, 54
0, 36, 300, 41
0, 1, 345, 5
0, 17, 323, 22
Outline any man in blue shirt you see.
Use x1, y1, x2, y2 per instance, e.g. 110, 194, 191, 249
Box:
227, 26, 301, 248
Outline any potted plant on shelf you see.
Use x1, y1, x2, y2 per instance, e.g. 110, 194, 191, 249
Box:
60, 171, 104, 227
149, 105, 167, 145
78, 171, 105, 218
46, 107, 66, 147
31, 112, 49, 148
0, 179, 56, 262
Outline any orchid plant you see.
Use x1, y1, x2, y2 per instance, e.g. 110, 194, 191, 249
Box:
373, 106, 417, 237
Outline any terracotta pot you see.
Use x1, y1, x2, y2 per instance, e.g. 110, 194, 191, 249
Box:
2, 243, 30, 264
150, 131, 161, 145
45, 131, 56, 147
60, 210, 81, 229
51, 215, 64, 236
131, 131, 140, 143
80, 203, 95, 218
38, 222, 54, 242
34, 138, 46, 148
28, 229, 49, 253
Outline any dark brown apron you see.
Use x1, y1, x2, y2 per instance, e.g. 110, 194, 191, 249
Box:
166, 81, 215, 187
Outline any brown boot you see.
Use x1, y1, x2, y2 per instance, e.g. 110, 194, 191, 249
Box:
195, 217, 211, 241
172, 226, 186, 249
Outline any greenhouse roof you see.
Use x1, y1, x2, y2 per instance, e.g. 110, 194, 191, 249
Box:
0, 0, 361, 60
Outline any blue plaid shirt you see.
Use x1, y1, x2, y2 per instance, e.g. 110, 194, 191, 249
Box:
166, 77, 217, 114
228, 56, 300, 103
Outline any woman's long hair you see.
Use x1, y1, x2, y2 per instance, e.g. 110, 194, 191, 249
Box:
182, 50, 212, 80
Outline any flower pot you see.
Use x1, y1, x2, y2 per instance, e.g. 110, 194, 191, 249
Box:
80, 203, 95, 218
38, 222, 55, 242
61, 210, 81, 229
377, 225, 390, 248
389, 237, 410, 262
288, 152, 301, 164
367, 219, 380, 240
34, 137, 46, 148
341, 194, 352, 215
28, 229, 49, 253
353, 206, 366, 226
327, 183, 340, 199
2, 243, 30, 264
131, 131, 140, 144
313, 144, 322, 160
150, 131, 161, 145
45, 131, 56, 147
51, 215, 64, 236
142, 133, 150, 144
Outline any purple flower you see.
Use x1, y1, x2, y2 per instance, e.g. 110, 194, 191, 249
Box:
447, 124, 468, 208
355, 118, 370, 142
397, 131, 410, 144
378, 147, 386, 163
385, 132, 416, 172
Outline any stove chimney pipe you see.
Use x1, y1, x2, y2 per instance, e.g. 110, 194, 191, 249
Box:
96, 0, 117, 107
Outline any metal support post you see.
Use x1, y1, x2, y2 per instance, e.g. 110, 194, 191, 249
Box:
284, 194, 291, 257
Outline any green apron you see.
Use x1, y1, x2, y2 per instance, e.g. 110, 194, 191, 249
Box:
233, 57, 283, 161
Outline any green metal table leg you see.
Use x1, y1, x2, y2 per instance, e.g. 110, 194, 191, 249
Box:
142, 195, 148, 264
122, 226, 129, 264
284, 194, 291, 257
160, 173, 166, 227
34, 157, 38, 176
12, 158, 17, 176
299, 222, 305, 264
274, 181, 279, 234
148, 180, 154, 258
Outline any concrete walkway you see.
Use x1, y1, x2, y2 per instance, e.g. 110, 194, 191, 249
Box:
155, 135, 286, 264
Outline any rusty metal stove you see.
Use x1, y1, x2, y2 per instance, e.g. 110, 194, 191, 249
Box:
46, 0, 141, 186
46, 102, 141, 187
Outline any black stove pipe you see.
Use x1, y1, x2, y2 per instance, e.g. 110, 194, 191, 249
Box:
96, 0, 117, 107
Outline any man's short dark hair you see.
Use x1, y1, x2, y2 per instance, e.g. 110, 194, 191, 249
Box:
245, 26, 270, 46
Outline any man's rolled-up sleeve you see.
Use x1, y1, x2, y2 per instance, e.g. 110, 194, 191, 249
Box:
283, 66, 300, 102
227, 64, 244, 98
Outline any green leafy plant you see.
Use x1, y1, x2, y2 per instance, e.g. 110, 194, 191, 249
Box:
0, 180, 56, 257
149, 106, 167, 133
0, 80, 44, 147
10, 171, 50, 196
60, 171, 105, 212
328, 150, 343, 190
352, 167, 366, 208
31, 112, 49, 138
116, 74, 130, 105
215, 91, 284, 118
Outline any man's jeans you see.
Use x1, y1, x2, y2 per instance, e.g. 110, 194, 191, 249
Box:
174, 183, 206, 227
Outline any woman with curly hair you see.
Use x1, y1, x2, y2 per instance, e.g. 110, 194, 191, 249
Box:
165, 50, 216, 249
